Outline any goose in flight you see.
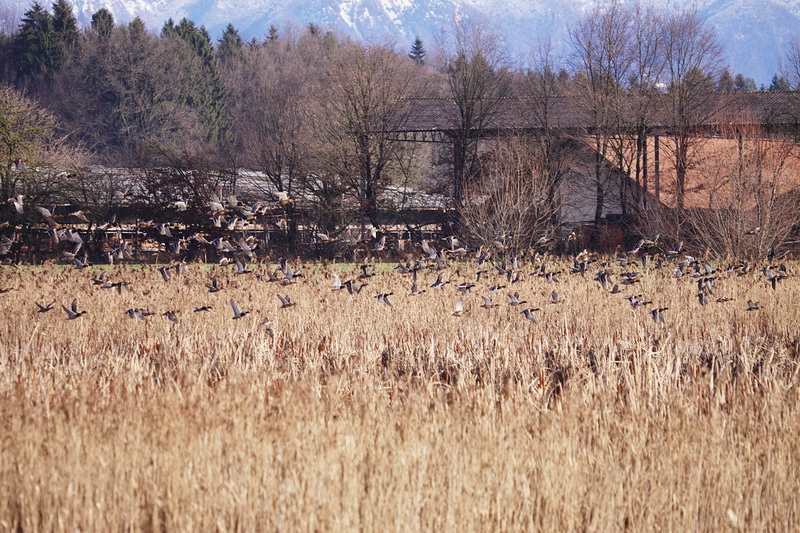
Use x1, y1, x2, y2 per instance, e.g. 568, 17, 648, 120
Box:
230, 298, 249, 319
358, 263, 375, 280
274, 191, 295, 205
375, 293, 393, 306
507, 292, 526, 306
331, 272, 343, 291
650, 307, 668, 324
665, 240, 683, 258
8, 195, 24, 214
126, 308, 147, 320
408, 277, 425, 296
234, 257, 251, 275
69, 210, 91, 223
315, 232, 336, 244
277, 294, 296, 309
626, 294, 651, 309
430, 272, 448, 289
451, 297, 466, 317
344, 280, 368, 295
372, 235, 387, 252
157, 266, 172, 282
207, 276, 221, 293
113, 188, 131, 203
62, 299, 86, 319
480, 295, 499, 309
35, 301, 55, 313
456, 282, 475, 294
35, 206, 57, 226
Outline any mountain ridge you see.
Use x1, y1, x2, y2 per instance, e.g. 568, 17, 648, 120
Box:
3, 0, 797, 85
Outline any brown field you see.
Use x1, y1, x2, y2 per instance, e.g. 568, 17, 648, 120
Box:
0, 259, 798, 531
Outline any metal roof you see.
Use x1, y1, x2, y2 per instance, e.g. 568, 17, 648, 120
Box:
395, 91, 800, 137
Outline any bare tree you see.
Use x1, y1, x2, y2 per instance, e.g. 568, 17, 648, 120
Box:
0, 84, 57, 199
311, 41, 421, 228
568, 0, 634, 247
682, 126, 800, 258
459, 135, 560, 253
521, 40, 574, 231
661, 8, 725, 210
225, 31, 326, 242
780, 33, 800, 90
625, 4, 665, 215
435, 17, 513, 206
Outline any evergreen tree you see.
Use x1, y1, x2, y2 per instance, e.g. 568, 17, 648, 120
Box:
768, 73, 791, 91
91, 8, 114, 41
0, 27, 13, 82
218, 23, 243, 63
161, 18, 176, 38
52, 0, 79, 49
163, 18, 229, 144
307, 23, 320, 37
556, 68, 570, 89
267, 24, 279, 42
408, 36, 425, 64
12, 2, 62, 79
128, 17, 147, 40
717, 68, 734, 92
734, 73, 757, 92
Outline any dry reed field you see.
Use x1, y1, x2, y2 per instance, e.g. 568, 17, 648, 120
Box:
0, 257, 799, 531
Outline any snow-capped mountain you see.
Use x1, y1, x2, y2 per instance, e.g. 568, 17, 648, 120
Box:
3, 0, 799, 85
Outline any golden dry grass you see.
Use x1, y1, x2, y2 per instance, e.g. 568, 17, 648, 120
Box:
0, 259, 799, 531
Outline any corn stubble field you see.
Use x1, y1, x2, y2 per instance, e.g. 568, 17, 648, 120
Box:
0, 258, 798, 531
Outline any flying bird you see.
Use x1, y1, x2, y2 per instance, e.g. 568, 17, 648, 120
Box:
650, 307, 668, 324
507, 292, 526, 306
207, 276, 221, 293
331, 272, 343, 291
62, 299, 86, 320
126, 308, 146, 320
375, 293, 393, 306
277, 294, 296, 309
344, 280, 368, 295
408, 277, 426, 296
8, 195, 24, 214
480, 295, 499, 309
230, 299, 249, 319
520, 308, 539, 323
157, 266, 171, 282
35, 301, 55, 313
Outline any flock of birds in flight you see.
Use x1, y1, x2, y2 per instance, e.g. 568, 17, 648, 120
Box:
1, 189, 791, 329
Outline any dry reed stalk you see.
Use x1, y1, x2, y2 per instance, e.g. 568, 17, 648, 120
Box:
0, 261, 798, 530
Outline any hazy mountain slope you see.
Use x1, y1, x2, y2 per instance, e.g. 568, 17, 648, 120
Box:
4, 0, 799, 84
